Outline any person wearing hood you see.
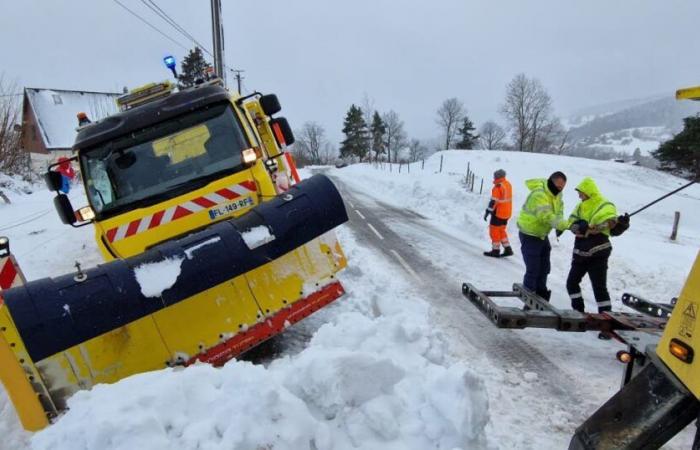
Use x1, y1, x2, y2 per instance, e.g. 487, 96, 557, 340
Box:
483, 169, 513, 258
516, 171, 569, 300
566, 177, 629, 317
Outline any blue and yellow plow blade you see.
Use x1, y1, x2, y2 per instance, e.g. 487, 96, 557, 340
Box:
0, 174, 348, 431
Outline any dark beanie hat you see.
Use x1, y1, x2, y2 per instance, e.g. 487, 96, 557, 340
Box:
494, 169, 506, 179
547, 171, 566, 195
549, 171, 567, 182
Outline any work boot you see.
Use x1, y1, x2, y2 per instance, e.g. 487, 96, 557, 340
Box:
572, 298, 585, 313
483, 249, 501, 258
501, 246, 514, 257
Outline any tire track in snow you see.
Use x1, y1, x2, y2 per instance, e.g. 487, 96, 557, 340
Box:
330, 175, 592, 423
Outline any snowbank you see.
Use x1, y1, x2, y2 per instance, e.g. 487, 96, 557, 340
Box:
18, 222, 489, 450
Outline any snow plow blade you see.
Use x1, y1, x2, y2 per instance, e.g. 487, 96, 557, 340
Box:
0, 173, 348, 430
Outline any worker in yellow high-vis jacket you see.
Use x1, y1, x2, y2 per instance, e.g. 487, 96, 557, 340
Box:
516, 171, 570, 301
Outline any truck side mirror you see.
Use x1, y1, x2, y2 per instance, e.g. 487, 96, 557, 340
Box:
270, 117, 295, 146
54, 194, 77, 225
45, 171, 64, 192
260, 94, 281, 116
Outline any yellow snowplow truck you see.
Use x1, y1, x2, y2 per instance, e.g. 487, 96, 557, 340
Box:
0, 79, 348, 431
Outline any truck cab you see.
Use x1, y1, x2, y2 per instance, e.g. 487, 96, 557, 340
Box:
47, 79, 296, 260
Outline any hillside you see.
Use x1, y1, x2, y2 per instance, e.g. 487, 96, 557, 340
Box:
566, 95, 700, 157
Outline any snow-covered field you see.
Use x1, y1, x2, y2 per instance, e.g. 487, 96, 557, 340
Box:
335, 150, 700, 310
0, 151, 698, 449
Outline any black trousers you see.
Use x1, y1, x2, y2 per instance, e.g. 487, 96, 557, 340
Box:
566, 251, 611, 313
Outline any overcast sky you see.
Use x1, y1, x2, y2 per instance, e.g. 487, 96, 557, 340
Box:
3, 0, 700, 144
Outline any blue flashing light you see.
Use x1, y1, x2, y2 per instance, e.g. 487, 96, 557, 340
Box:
164, 55, 176, 70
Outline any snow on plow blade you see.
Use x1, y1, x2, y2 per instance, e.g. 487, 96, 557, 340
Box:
0, 174, 348, 431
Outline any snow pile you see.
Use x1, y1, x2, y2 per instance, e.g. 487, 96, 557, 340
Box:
133, 257, 185, 298
241, 225, 275, 249
29, 226, 490, 450
0, 173, 35, 197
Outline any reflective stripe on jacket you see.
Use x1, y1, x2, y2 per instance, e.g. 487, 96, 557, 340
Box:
516, 178, 567, 239
489, 177, 512, 220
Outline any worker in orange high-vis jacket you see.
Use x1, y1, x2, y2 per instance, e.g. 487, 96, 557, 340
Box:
483, 169, 514, 257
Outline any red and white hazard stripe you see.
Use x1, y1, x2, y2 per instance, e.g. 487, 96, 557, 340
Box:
0, 256, 25, 290
106, 180, 257, 243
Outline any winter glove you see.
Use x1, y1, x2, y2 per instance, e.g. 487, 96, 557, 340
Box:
570, 220, 589, 236
610, 213, 630, 236
483, 210, 490, 222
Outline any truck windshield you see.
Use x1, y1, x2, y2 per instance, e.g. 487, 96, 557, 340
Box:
81, 103, 250, 217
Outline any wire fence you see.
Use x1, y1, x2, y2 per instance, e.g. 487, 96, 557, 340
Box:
370, 154, 487, 195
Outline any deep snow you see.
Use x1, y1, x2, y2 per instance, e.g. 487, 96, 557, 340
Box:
0, 151, 698, 449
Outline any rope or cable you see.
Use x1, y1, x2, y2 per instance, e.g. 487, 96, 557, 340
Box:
140, 0, 212, 56
141, 0, 244, 77
0, 210, 52, 232
111, 0, 189, 51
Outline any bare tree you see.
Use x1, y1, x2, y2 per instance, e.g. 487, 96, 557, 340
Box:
382, 110, 407, 163
500, 73, 556, 152
319, 142, 337, 165
408, 139, 427, 162
436, 98, 464, 150
0, 75, 25, 175
294, 121, 326, 165
478, 120, 507, 150
360, 94, 376, 162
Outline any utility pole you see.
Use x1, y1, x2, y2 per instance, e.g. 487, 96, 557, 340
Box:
210, 0, 226, 87
231, 70, 245, 93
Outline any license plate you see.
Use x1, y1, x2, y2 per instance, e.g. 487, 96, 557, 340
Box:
208, 196, 254, 220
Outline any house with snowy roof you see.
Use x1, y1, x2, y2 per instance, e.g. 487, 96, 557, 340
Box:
20, 87, 121, 169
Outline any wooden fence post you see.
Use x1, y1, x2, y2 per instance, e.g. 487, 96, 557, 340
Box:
479, 178, 484, 195
670, 211, 681, 240
422, 159, 425, 170
439, 155, 443, 173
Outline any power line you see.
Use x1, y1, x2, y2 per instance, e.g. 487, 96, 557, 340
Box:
111, 0, 189, 51
140, 0, 245, 78
114, 0, 245, 82
140, 0, 212, 57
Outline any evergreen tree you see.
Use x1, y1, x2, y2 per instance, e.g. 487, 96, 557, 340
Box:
178, 47, 213, 88
652, 116, 700, 178
339, 105, 369, 161
370, 111, 386, 162
456, 117, 479, 149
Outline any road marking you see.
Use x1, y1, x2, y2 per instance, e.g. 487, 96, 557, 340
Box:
390, 249, 422, 283
367, 223, 384, 240
355, 209, 366, 220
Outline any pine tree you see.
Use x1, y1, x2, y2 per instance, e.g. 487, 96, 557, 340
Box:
339, 105, 369, 161
456, 117, 479, 149
370, 111, 386, 162
178, 47, 213, 88
652, 116, 700, 178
